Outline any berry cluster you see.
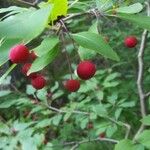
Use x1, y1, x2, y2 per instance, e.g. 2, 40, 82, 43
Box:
9, 44, 46, 90
8, 36, 137, 92
64, 60, 96, 92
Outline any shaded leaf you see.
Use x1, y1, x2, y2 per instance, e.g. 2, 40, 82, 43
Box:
117, 13, 150, 32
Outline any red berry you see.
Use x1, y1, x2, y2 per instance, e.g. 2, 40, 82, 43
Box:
77, 61, 96, 80
99, 132, 105, 138
87, 122, 93, 129
9, 44, 30, 63
29, 51, 37, 61
21, 63, 37, 79
31, 75, 46, 90
124, 36, 137, 48
64, 79, 80, 92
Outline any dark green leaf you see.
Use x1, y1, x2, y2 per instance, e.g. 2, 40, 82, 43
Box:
117, 13, 150, 31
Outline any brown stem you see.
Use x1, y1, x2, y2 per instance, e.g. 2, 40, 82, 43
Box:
133, 1, 150, 140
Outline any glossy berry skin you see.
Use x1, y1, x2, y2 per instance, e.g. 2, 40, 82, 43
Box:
9, 44, 30, 63
64, 79, 80, 92
124, 36, 137, 48
29, 51, 37, 61
21, 63, 37, 79
99, 132, 105, 138
31, 75, 46, 90
77, 61, 96, 80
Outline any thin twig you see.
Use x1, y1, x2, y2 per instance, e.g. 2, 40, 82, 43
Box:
60, 31, 73, 79
133, 1, 150, 140
60, 19, 77, 51
42, 101, 131, 138
145, 91, 150, 98
70, 138, 118, 150
105, 117, 131, 139
16, 0, 39, 6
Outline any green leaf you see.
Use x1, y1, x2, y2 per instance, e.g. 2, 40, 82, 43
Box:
72, 32, 119, 61
141, 115, 150, 125
0, 6, 27, 14
28, 46, 59, 74
21, 138, 37, 150
13, 121, 34, 131
0, 64, 17, 84
78, 21, 98, 60
35, 119, 52, 128
63, 112, 72, 122
0, 38, 22, 66
106, 124, 117, 137
48, 0, 68, 22
96, 0, 113, 12
119, 101, 135, 108
137, 130, 150, 149
92, 104, 107, 117
0, 5, 51, 40
115, 139, 135, 150
52, 114, 62, 126
0, 123, 10, 135
34, 37, 59, 56
116, 3, 143, 14
117, 13, 150, 32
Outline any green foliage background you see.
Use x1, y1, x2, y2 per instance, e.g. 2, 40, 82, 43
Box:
0, 0, 150, 150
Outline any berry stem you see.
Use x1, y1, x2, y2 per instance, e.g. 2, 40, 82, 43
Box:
60, 31, 73, 79
59, 20, 79, 57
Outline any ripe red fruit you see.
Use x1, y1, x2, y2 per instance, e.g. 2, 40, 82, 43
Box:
21, 63, 37, 79
31, 75, 46, 90
99, 132, 105, 138
64, 79, 80, 92
9, 44, 30, 63
77, 61, 96, 80
124, 36, 137, 48
29, 51, 37, 61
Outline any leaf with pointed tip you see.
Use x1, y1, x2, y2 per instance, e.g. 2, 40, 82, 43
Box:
28, 46, 59, 74
72, 32, 119, 61
34, 37, 59, 56
117, 13, 150, 31
0, 64, 17, 84
116, 3, 143, 14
